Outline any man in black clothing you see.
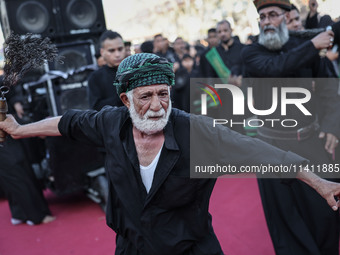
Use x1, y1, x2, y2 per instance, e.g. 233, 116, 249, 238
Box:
333, 21, 340, 46
197, 28, 218, 75
199, 20, 245, 134
287, 4, 303, 31
206, 28, 219, 49
0, 76, 54, 225
173, 37, 187, 63
242, 0, 340, 254
124, 41, 132, 58
2, 53, 340, 255
172, 54, 199, 112
305, 0, 333, 29
153, 34, 164, 55
153, 34, 176, 63
88, 30, 126, 111
199, 20, 244, 79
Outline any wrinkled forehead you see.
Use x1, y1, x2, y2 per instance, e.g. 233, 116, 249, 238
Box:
259, 6, 285, 15
132, 84, 169, 94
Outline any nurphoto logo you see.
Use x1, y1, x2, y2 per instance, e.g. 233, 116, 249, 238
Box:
197, 79, 312, 128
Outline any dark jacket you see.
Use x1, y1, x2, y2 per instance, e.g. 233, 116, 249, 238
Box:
332, 21, 340, 47
172, 66, 199, 112
58, 107, 307, 255
87, 65, 124, 111
199, 42, 244, 78
198, 42, 247, 134
241, 37, 340, 136
305, 12, 334, 29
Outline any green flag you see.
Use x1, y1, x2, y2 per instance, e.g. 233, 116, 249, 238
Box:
205, 47, 231, 83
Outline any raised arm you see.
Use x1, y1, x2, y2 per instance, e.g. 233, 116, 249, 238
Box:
0, 114, 62, 139
191, 114, 340, 210
241, 31, 334, 77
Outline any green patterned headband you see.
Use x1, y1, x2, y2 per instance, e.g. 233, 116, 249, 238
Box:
113, 53, 175, 95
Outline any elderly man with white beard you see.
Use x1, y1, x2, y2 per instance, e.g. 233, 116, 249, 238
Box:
1, 53, 340, 255
241, 1, 340, 255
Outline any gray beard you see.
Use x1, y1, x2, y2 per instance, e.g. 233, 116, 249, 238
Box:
258, 21, 289, 50
127, 90, 171, 135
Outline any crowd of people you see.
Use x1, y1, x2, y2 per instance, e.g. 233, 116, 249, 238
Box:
1, 0, 340, 254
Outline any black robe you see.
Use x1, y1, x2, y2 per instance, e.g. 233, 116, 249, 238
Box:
0, 77, 51, 224
199, 42, 246, 134
333, 21, 340, 49
242, 36, 340, 255
58, 106, 307, 255
199, 42, 244, 78
87, 65, 124, 111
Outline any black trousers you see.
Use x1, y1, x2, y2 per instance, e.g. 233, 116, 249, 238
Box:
257, 132, 339, 255
0, 137, 50, 224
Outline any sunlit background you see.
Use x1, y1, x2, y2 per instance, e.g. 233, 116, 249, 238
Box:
0, 0, 339, 64
101, 0, 339, 43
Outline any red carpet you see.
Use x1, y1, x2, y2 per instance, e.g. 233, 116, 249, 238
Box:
0, 177, 275, 255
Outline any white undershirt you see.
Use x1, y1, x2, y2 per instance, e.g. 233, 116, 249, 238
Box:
140, 145, 163, 193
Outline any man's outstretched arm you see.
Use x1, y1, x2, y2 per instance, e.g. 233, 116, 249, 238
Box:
297, 167, 340, 211
0, 114, 62, 139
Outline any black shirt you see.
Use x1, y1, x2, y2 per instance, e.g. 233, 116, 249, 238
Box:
87, 65, 123, 111
58, 106, 307, 255
199, 42, 245, 78
241, 37, 340, 135
332, 21, 340, 48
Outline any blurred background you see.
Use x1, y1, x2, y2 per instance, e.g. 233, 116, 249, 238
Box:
0, 0, 338, 222
0, 0, 339, 66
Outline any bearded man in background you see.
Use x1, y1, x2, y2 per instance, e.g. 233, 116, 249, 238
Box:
241, 0, 340, 254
